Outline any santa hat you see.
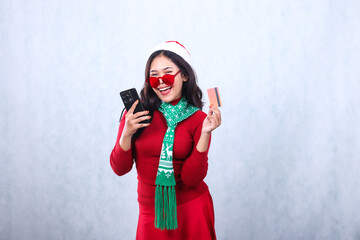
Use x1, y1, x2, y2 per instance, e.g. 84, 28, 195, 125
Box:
149, 41, 191, 65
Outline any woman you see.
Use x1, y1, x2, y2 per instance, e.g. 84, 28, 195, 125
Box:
110, 41, 221, 240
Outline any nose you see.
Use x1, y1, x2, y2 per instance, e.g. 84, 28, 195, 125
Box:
158, 78, 164, 84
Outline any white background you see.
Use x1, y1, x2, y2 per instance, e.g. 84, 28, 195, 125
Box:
1, 0, 360, 239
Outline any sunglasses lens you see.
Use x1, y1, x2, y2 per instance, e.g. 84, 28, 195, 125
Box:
149, 77, 159, 88
162, 75, 174, 85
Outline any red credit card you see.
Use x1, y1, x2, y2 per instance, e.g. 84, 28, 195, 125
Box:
207, 87, 222, 107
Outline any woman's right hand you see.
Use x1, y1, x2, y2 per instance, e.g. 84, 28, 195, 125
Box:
122, 100, 151, 137
119, 100, 151, 151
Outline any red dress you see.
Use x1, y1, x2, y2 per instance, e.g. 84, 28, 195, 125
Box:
110, 102, 216, 240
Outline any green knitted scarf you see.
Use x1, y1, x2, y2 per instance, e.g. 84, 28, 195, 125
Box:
155, 97, 199, 230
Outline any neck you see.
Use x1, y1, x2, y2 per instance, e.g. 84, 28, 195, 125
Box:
170, 97, 182, 106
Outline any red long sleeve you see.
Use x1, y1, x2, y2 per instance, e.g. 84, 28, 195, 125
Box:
110, 108, 211, 206
181, 120, 211, 188
110, 112, 134, 176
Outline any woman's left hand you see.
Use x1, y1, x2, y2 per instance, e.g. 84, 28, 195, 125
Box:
201, 105, 222, 134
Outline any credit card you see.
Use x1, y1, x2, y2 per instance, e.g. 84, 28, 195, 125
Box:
207, 87, 222, 107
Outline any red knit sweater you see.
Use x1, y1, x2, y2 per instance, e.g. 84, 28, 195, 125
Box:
110, 103, 211, 207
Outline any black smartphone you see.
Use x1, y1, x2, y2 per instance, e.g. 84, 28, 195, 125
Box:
120, 88, 149, 123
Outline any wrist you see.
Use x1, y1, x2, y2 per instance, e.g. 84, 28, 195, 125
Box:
122, 128, 135, 139
119, 135, 132, 151
197, 131, 211, 152
201, 130, 211, 136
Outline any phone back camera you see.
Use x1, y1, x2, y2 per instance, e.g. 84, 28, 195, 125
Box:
121, 91, 134, 105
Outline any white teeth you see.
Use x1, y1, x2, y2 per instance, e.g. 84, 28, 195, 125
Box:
159, 86, 171, 92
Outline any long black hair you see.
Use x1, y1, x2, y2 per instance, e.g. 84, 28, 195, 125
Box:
140, 50, 203, 111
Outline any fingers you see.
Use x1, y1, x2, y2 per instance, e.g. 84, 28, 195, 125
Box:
208, 105, 221, 126
207, 107, 213, 117
133, 115, 151, 124
123, 101, 151, 136
137, 122, 151, 128
126, 100, 148, 121
126, 112, 151, 124
207, 115, 219, 127
132, 110, 149, 119
128, 100, 139, 114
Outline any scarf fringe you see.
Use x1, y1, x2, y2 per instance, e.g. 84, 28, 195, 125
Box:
155, 185, 178, 230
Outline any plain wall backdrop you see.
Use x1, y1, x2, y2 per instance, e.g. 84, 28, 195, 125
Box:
1, 0, 360, 239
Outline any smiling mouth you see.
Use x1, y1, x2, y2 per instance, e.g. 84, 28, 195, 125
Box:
158, 86, 172, 92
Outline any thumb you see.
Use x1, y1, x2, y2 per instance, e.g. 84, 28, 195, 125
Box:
207, 105, 214, 118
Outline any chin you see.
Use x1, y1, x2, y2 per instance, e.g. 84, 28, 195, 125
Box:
155, 89, 181, 103
158, 95, 175, 103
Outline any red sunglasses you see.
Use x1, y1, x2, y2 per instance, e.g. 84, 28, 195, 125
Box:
147, 70, 181, 88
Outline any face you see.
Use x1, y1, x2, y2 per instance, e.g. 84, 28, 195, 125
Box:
149, 55, 187, 103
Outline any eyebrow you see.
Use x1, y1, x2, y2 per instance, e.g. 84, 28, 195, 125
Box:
150, 66, 173, 73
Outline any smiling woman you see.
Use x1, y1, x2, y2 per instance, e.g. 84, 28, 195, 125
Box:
142, 42, 204, 112
110, 41, 221, 240
149, 57, 184, 102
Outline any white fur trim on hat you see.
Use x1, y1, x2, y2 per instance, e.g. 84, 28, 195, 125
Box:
149, 41, 191, 65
